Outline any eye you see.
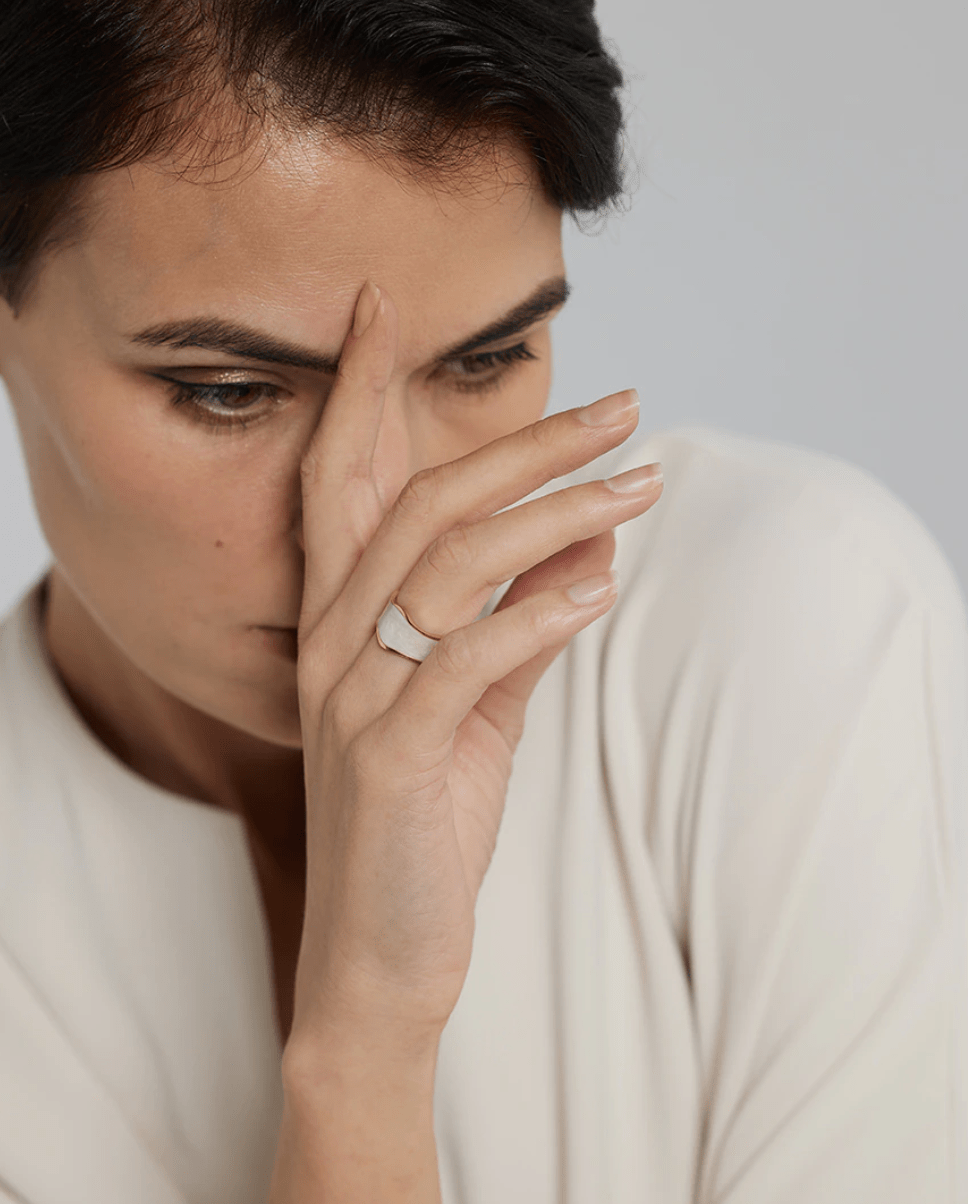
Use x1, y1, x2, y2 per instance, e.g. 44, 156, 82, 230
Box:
157, 378, 285, 433
435, 343, 538, 395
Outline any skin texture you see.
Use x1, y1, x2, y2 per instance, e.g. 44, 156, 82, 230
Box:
0, 126, 569, 1041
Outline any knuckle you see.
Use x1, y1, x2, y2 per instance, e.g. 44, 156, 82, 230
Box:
393, 466, 443, 526
343, 726, 382, 783
525, 417, 558, 453
423, 523, 474, 576
321, 684, 360, 746
299, 448, 320, 488
335, 353, 384, 395
523, 596, 557, 641
332, 359, 357, 392
345, 722, 411, 794
432, 629, 478, 681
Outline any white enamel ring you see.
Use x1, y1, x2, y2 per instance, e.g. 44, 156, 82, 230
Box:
375, 592, 442, 664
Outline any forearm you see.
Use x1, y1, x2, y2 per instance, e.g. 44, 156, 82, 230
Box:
268, 1027, 443, 1204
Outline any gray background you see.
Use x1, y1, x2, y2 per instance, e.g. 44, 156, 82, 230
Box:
1, 0, 966, 617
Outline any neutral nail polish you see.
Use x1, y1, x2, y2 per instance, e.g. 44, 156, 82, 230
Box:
604, 463, 663, 494
566, 570, 620, 606
353, 281, 382, 338
577, 389, 640, 427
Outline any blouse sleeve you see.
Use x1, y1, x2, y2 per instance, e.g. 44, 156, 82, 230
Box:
635, 461, 968, 1203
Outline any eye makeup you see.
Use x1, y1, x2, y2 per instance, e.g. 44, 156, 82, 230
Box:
151, 340, 540, 433
162, 379, 284, 433
432, 343, 538, 392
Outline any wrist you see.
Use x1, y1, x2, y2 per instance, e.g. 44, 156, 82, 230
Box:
272, 1027, 442, 1204
281, 1019, 441, 1104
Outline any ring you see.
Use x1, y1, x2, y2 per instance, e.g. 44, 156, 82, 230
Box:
375, 591, 443, 664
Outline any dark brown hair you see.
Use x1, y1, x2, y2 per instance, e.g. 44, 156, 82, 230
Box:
0, 0, 627, 312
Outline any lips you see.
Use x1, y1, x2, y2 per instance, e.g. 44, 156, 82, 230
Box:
255, 626, 299, 660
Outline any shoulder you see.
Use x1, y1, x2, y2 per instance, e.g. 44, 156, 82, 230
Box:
592, 427, 968, 974
593, 432, 967, 1204
603, 423, 967, 650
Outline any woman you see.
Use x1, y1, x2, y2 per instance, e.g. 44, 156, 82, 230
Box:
0, 1, 965, 1201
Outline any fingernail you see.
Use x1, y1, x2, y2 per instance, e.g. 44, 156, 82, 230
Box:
353, 281, 382, 339
577, 389, 639, 427
566, 570, 620, 606
604, 462, 663, 494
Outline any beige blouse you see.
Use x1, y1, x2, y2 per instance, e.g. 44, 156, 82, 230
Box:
0, 424, 965, 1203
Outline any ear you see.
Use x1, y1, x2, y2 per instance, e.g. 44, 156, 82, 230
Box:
0, 283, 32, 393
0, 293, 13, 381
0, 288, 18, 381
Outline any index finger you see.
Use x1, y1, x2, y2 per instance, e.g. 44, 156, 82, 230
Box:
298, 281, 399, 634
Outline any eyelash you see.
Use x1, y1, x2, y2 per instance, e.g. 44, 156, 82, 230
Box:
161, 343, 539, 433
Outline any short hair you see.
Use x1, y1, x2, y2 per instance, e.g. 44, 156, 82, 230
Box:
0, 0, 628, 312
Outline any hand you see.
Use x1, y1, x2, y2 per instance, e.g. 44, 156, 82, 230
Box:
290, 281, 663, 1044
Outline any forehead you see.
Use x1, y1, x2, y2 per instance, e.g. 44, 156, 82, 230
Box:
59, 128, 563, 358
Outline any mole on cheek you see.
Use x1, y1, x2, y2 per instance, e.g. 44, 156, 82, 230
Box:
215, 540, 224, 548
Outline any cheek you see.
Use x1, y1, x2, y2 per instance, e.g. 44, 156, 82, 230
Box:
24, 372, 297, 588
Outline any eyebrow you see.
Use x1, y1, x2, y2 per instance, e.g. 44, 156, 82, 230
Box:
126, 276, 571, 373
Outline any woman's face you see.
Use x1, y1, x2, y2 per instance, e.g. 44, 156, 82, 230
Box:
0, 129, 566, 754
